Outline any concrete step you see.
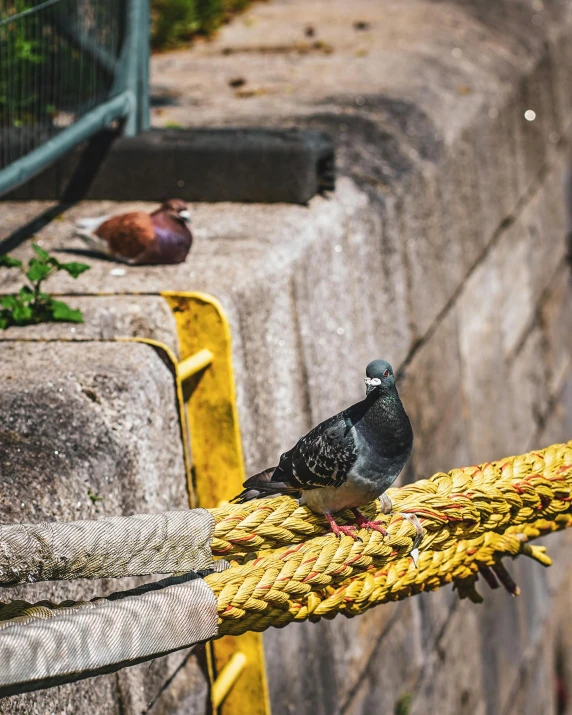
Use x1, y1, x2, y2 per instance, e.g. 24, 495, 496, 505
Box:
1, 0, 572, 713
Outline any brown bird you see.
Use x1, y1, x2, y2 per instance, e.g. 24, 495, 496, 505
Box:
75, 199, 193, 265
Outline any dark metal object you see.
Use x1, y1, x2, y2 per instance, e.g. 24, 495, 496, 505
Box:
0, 0, 149, 196
5, 128, 335, 204
0, 3, 332, 204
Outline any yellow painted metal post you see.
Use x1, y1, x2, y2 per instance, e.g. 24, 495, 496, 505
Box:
162, 291, 271, 715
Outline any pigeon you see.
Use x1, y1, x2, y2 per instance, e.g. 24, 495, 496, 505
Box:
234, 359, 424, 560
75, 199, 193, 265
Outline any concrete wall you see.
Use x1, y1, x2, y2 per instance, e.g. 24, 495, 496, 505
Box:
1, 0, 572, 713
0, 341, 209, 714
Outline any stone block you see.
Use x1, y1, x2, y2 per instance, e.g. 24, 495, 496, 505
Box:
541, 265, 572, 396
0, 674, 120, 715
506, 326, 549, 453
493, 220, 535, 361
551, 570, 572, 715
523, 165, 567, 310
263, 619, 344, 715
331, 601, 422, 715
289, 181, 412, 425
415, 587, 458, 656
398, 306, 470, 478
475, 571, 537, 712
400, 169, 454, 341
500, 630, 556, 715
437, 130, 487, 277
552, 25, 572, 125
456, 244, 517, 461
539, 376, 572, 449
0, 341, 203, 714
0, 341, 187, 521
229, 271, 313, 476
0, 296, 180, 357
265, 601, 420, 715
116, 647, 209, 715
408, 602, 486, 715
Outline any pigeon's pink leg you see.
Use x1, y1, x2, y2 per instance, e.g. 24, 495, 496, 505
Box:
325, 512, 361, 539
351, 508, 388, 536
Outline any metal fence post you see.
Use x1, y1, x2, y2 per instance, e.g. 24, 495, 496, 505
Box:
120, 0, 150, 136
0, 0, 150, 195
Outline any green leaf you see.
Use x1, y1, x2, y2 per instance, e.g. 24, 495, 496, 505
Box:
32, 243, 50, 261
49, 299, 84, 323
12, 302, 33, 325
0, 316, 8, 330
18, 286, 34, 303
87, 488, 105, 504
59, 262, 91, 279
0, 295, 17, 309
0, 255, 23, 269
27, 259, 52, 283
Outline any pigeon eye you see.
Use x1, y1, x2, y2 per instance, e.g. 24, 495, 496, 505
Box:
383, 369, 389, 377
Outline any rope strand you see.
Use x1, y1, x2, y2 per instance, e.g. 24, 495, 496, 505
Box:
206, 441, 572, 635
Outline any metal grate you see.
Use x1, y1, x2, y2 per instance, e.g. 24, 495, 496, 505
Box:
0, 0, 149, 195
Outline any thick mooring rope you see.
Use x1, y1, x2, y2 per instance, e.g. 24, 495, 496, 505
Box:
205, 441, 572, 635
1, 443, 570, 642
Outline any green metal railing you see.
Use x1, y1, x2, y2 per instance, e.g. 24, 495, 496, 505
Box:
0, 0, 150, 196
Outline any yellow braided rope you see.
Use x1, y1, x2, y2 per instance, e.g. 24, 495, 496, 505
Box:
210, 441, 572, 555
205, 441, 572, 635
1, 444, 570, 639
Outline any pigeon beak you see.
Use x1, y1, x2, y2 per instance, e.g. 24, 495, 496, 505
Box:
364, 377, 382, 395
178, 210, 192, 223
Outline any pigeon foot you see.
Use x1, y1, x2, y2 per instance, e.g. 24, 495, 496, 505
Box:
399, 513, 425, 567
351, 508, 388, 536
325, 512, 362, 541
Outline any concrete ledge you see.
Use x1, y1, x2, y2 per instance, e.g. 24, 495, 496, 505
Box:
0, 296, 180, 355
1, 1, 572, 713
0, 341, 202, 715
5, 129, 335, 204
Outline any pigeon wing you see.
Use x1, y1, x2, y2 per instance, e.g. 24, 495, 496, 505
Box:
234, 464, 301, 502
237, 412, 357, 498
96, 212, 155, 260
288, 413, 358, 490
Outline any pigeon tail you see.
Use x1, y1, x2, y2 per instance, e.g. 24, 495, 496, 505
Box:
74, 225, 112, 256
75, 215, 110, 232
232, 466, 300, 503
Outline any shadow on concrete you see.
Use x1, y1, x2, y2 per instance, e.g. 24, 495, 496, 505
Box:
0, 130, 119, 255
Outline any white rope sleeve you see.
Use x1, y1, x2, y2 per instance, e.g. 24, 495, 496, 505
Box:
0, 572, 219, 697
0, 509, 215, 583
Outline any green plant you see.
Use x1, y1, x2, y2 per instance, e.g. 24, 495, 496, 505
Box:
87, 488, 105, 504
394, 693, 411, 715
1, 2, 117, 127
0, 3, 46, 124
0, 244, 90, 329
151, 0, 255, 50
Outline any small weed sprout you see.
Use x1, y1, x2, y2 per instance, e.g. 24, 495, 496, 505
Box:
0, 244, 90, 329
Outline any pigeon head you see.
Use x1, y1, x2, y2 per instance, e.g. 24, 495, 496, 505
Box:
364, 359, 395, 395
161, 199, 192, 224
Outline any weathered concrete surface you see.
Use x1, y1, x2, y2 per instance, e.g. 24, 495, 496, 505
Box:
0, 341, 186, 520
0, 296, 180, 356
1, 0, 572, 713
0, 342, 208, 714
